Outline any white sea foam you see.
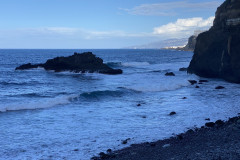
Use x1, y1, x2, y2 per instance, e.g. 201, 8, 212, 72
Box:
124, 78, 190, 92
0, 94, 78, 112
121, 62, 150, 67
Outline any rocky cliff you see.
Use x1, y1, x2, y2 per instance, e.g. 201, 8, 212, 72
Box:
188, 0, 240, 83
180, 35, 197, 51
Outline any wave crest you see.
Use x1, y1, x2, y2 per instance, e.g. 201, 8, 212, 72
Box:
0, 95, 78, 112
80, 90, 125, 99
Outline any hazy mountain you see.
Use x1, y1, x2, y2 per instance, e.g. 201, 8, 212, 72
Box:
125, 38, 188, 49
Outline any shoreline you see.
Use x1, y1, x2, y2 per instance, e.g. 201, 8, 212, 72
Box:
92, 115, 240, 160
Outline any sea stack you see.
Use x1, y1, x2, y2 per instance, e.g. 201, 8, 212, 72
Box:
16, 52, 123, 75
188, 0, 240, 83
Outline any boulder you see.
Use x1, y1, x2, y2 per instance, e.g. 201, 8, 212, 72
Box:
107, 149, 112, 154
188, 80, 197, 85
16, 52, 123, 75
188, 0, 240, 83
215, 86, 225, 89
122, 138, 131, 144
179, 67, 188, 71
169, 111, 176, 116
165, 72, 175, 76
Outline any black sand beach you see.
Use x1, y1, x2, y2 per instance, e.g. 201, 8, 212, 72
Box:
93, 116, 240, 160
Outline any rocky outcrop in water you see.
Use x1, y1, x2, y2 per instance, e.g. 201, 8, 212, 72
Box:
16, 52, 123, 75
188, 0, 240, 83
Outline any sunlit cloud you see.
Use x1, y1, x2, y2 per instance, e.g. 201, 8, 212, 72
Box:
0, 16, 215, 49
153, 16, 214, 38
122, 1, 222, 16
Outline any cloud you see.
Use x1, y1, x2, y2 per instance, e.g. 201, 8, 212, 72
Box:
21, 27, 152, 39
153, 16, 214, 38
122, 1, 222, 16
0, 16, 215, 49
0, 27, 158, 49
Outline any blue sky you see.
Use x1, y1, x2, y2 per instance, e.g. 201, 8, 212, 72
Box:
0, 0, 224, 49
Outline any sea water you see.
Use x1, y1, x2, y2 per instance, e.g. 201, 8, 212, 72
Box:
1, 49, 240, 160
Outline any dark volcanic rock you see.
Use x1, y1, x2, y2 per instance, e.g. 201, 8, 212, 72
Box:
215, 86, 225, 89
179, 67, 188, 71
107, 149, 112, 154
174, 35, 198, 51
122, 138, 131, 144
169, 112, 176, 116
215, 120, 224, 126
177, 135, 183, 140
16, 52, 122, 75
188, 80, 197, 85
199, 80, 209, 83
182, 35, 197, 51
188, 0, 240, 83
99, 152, 110, 159
16, 63, 42, 70
205, 122, 215, 127
165, 72, 175, 76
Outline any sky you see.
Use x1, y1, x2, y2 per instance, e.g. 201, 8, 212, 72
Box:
0, 0, 224, 49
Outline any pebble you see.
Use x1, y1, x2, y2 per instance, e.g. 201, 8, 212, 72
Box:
162, 144, 171, 148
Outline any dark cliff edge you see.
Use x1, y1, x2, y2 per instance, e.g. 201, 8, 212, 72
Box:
16, 52, 123, 75
181, 35, 197, 51
164, 35, 197, 51
188, 0, 240, 83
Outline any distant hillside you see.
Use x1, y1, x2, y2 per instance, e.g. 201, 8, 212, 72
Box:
170, 35, 197, 51
125, 38, 188, 49
165, 30, 205, 51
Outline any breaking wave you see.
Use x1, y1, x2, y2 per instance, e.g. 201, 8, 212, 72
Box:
0, 94, 78, 112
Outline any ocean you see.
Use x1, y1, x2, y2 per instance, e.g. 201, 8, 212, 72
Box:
1, 49, 240, 160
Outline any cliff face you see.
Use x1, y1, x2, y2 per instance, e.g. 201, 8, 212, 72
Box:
188, 0, 240, 83
182, 35, 197, 51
